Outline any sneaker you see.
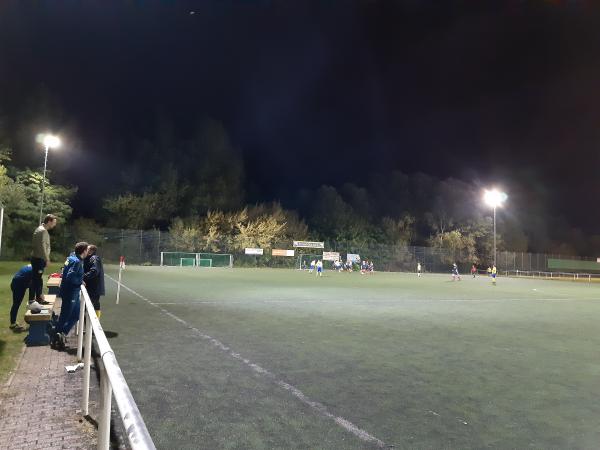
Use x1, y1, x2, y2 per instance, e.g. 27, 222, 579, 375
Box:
28, 301, 42, 314
37, 299, 51, 305
35, 295, 45, 302
52, 332, 66, 350
9, 323, 24, 331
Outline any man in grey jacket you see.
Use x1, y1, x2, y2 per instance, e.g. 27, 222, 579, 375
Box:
30, 214, 57, 304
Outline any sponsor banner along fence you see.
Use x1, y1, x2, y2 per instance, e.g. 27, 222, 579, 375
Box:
293, 240, 324, 249
64, 228, 600, 274
322, 251, 340, 261
272, 249, 295, 257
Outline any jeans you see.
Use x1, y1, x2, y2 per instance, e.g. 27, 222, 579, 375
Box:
10, 280, 28, 324
30, 257, 47, 300
56, 289, 81, 335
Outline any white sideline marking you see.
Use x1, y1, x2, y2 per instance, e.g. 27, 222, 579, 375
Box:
106, 275, 387, 448
154, 297, 597, 306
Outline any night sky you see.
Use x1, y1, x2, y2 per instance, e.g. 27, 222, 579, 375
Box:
1, 1, 599, 230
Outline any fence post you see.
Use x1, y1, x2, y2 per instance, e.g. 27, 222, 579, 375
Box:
139, 229, 143, 263
120, 229, 124, 257
99, 366, 112, 450
157, 229, 161, 261
76, 292, 85, 361
82, 314, 93, 416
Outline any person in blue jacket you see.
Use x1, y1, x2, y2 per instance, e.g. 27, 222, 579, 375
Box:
83, 244, 105, 318
52, 242, 89, 348
9, 265, 34, 331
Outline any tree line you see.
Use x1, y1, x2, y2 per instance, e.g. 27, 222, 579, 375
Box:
2, 117, 599, 262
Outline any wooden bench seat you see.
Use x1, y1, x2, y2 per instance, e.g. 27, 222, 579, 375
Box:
47, 277, 61, 295
24, 296, 57, 346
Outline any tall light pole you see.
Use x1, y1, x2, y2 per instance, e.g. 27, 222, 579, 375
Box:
38, 134, 60, 223
0, 201, 4, 258
484, 189, 507, 267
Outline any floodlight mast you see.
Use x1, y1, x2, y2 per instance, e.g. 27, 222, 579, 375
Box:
484, 189, 507, 267
39, 134, 61, 223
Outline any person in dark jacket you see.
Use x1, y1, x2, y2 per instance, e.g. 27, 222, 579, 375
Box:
83, 244, 105, 318
52, 242, 88, 349
9, 265, 33, 331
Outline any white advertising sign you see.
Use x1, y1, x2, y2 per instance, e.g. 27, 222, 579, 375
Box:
346, 253, 361, 263
293, 240, 324, 249
245, 248, 264, 255
323, 251, 340, 261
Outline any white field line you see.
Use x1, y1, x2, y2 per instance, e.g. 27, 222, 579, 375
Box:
106, 275, 387, 448
153, 297, 598, 306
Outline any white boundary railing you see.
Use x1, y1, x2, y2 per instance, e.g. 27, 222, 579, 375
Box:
504, 269, 600, 282
77, 285, 156, 450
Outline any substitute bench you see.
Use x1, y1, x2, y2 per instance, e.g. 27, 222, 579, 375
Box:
24, 292, 57, 346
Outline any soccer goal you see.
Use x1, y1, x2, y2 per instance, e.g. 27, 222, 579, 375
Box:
296, 253, 323, 270
180, 257, 196, 267
161, 251, 233, 268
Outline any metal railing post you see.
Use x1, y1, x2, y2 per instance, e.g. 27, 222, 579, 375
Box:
99, 367, 112, 450
82, 316, 93, 415
80, 285, 156, 450
77, 293, 85, 361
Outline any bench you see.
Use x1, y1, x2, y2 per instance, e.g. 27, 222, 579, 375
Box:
24, 294, 57, 346
47, 277, 61, 295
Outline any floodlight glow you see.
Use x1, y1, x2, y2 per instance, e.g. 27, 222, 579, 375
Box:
42, 135, 61, 149
484, 189, 507, 208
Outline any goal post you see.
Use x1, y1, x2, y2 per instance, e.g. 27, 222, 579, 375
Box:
197, 258, 212, 268
161, 251, 233, 268
180, 257, 196, 267
296, 253, 323, 270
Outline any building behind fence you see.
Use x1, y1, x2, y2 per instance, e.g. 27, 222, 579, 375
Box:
55, 228, 600, 274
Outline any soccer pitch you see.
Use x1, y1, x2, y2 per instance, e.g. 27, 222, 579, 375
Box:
100, 266, 600, 449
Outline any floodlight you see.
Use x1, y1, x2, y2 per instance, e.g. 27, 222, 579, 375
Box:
484, 189, 507, 208
43, 134, 61, 149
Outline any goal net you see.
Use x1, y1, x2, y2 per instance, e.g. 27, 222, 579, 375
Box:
161, 252, 233, 268
296, 253, 323, 270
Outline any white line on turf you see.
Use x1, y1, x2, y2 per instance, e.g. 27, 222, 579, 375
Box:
106, 274, 387, 448
153, 298, 598, 305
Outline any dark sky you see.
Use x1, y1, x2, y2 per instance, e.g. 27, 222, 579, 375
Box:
1, 1, 599, 229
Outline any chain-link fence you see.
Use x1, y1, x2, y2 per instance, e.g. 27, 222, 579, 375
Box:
53, 227, 600, 274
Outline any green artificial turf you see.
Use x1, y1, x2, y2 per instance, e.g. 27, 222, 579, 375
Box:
100, 266, 600, 449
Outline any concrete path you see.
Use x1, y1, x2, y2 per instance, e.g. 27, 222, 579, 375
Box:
0, 338, 98, 450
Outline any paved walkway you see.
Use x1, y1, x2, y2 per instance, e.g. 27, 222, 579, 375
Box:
0, 335, 98, 450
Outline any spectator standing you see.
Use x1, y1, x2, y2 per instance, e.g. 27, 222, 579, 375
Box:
30, 214, 57, 304
9, 265, 33, 331
83, 244, 105, 318
52, 242, 89, 349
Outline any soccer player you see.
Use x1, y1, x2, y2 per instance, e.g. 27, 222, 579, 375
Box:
368, 261, 374, 274
417, 262, 422, 277
452, 263, 461, 281
316, 260, 323, 277
309, 260, 315, 273
491, 265, 497, 285
471, 264, 477, 278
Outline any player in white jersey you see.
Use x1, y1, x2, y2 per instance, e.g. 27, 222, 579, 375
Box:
417, 262, 422, 277
316, 260, 323, 277
452, 263, 461, 281
309, 260, 315, 273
